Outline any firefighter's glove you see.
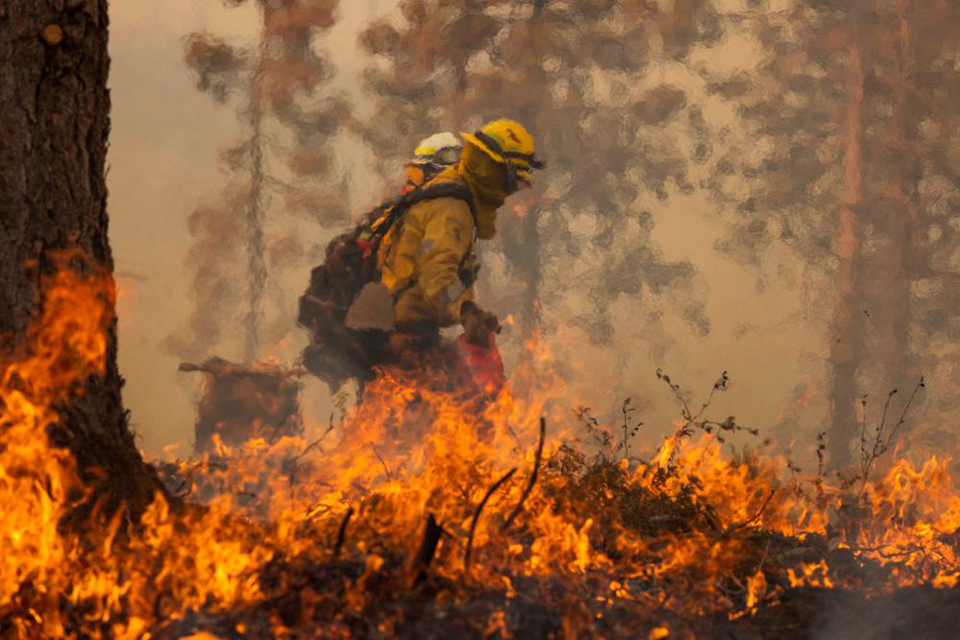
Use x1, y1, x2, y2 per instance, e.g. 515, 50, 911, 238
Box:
460, 302, 501, 348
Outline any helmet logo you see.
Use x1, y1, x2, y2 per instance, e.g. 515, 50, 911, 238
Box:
506, 128, 521, 144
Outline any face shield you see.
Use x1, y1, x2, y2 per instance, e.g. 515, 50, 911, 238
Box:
429, 145, 462, 167
407, 143, 463, 191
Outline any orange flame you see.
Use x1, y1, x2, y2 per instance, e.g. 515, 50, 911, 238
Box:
2, 266, 959, 636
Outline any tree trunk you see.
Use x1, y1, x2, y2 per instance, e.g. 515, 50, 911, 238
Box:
827, 27, 866, 469
243, 8, 268, 363
878, 0, 918, 386
0, 0, 161, 518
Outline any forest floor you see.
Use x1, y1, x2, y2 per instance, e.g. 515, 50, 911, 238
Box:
145, 428, 960, 640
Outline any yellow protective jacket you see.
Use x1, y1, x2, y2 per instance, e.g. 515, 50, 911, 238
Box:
377, 175, 477, 328
377, 142, 510, 330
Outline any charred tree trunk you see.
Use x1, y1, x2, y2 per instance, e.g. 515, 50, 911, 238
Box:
0, 0, 162, 517
827, 18, 866, 469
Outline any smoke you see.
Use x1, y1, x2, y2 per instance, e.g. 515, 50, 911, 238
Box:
183, 32, 249, 104
705, 0, 958, 465
812, 587, 959, 640
169, 0, 348, 364
111, 0, 957, 462
163, 187, 249, 360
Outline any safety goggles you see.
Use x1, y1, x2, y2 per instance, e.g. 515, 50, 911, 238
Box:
415, 145, 462, 167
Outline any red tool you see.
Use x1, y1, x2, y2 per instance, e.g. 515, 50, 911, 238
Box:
453, 331, 505, 397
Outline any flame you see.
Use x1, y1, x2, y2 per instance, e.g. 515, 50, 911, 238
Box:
746, 569, 767, 611
2, 265, 960, 636
1, 267, 115, 636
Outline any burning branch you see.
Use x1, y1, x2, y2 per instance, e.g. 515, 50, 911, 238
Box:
371, 444, 393, 480
858, 376, 925, 493
464, 468, 517, 579
501, 418, 546, 532
656, 369, 758, 466
333, 507, 354, 558
297, 423, 336, 460
722, 489, 778, 537
408, 513, 443, 588
290, 402, 344, 485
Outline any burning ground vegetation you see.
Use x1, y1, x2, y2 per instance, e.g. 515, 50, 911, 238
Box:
3, 274, 960, 640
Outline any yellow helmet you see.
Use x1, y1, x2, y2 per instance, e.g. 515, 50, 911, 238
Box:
461, 118, 544, 189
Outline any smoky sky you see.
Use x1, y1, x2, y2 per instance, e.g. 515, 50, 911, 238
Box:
109, 0, 955, 468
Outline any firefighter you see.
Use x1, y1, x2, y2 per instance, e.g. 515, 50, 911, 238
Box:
401, 132, 463, 194
376, 118, 544, 351
299, 119, 542, 394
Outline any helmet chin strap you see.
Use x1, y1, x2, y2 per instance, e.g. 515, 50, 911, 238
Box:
504, 164, 518, 194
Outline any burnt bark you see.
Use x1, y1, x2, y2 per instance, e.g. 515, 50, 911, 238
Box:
0, 0, 162, 517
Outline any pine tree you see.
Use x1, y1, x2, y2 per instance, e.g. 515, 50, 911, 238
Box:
479, 0, 717, 340
356, 0, 503, 174
707, 0, 958, 464
174, 0, 348, 362
358, 0, 714, 346
881, 0, 959, 443
0, 0, 162, 516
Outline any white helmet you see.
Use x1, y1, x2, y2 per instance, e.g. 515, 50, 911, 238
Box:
412, 132, 462, 166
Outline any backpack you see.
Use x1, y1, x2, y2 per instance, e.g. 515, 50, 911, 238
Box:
297, 181, 476, 390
